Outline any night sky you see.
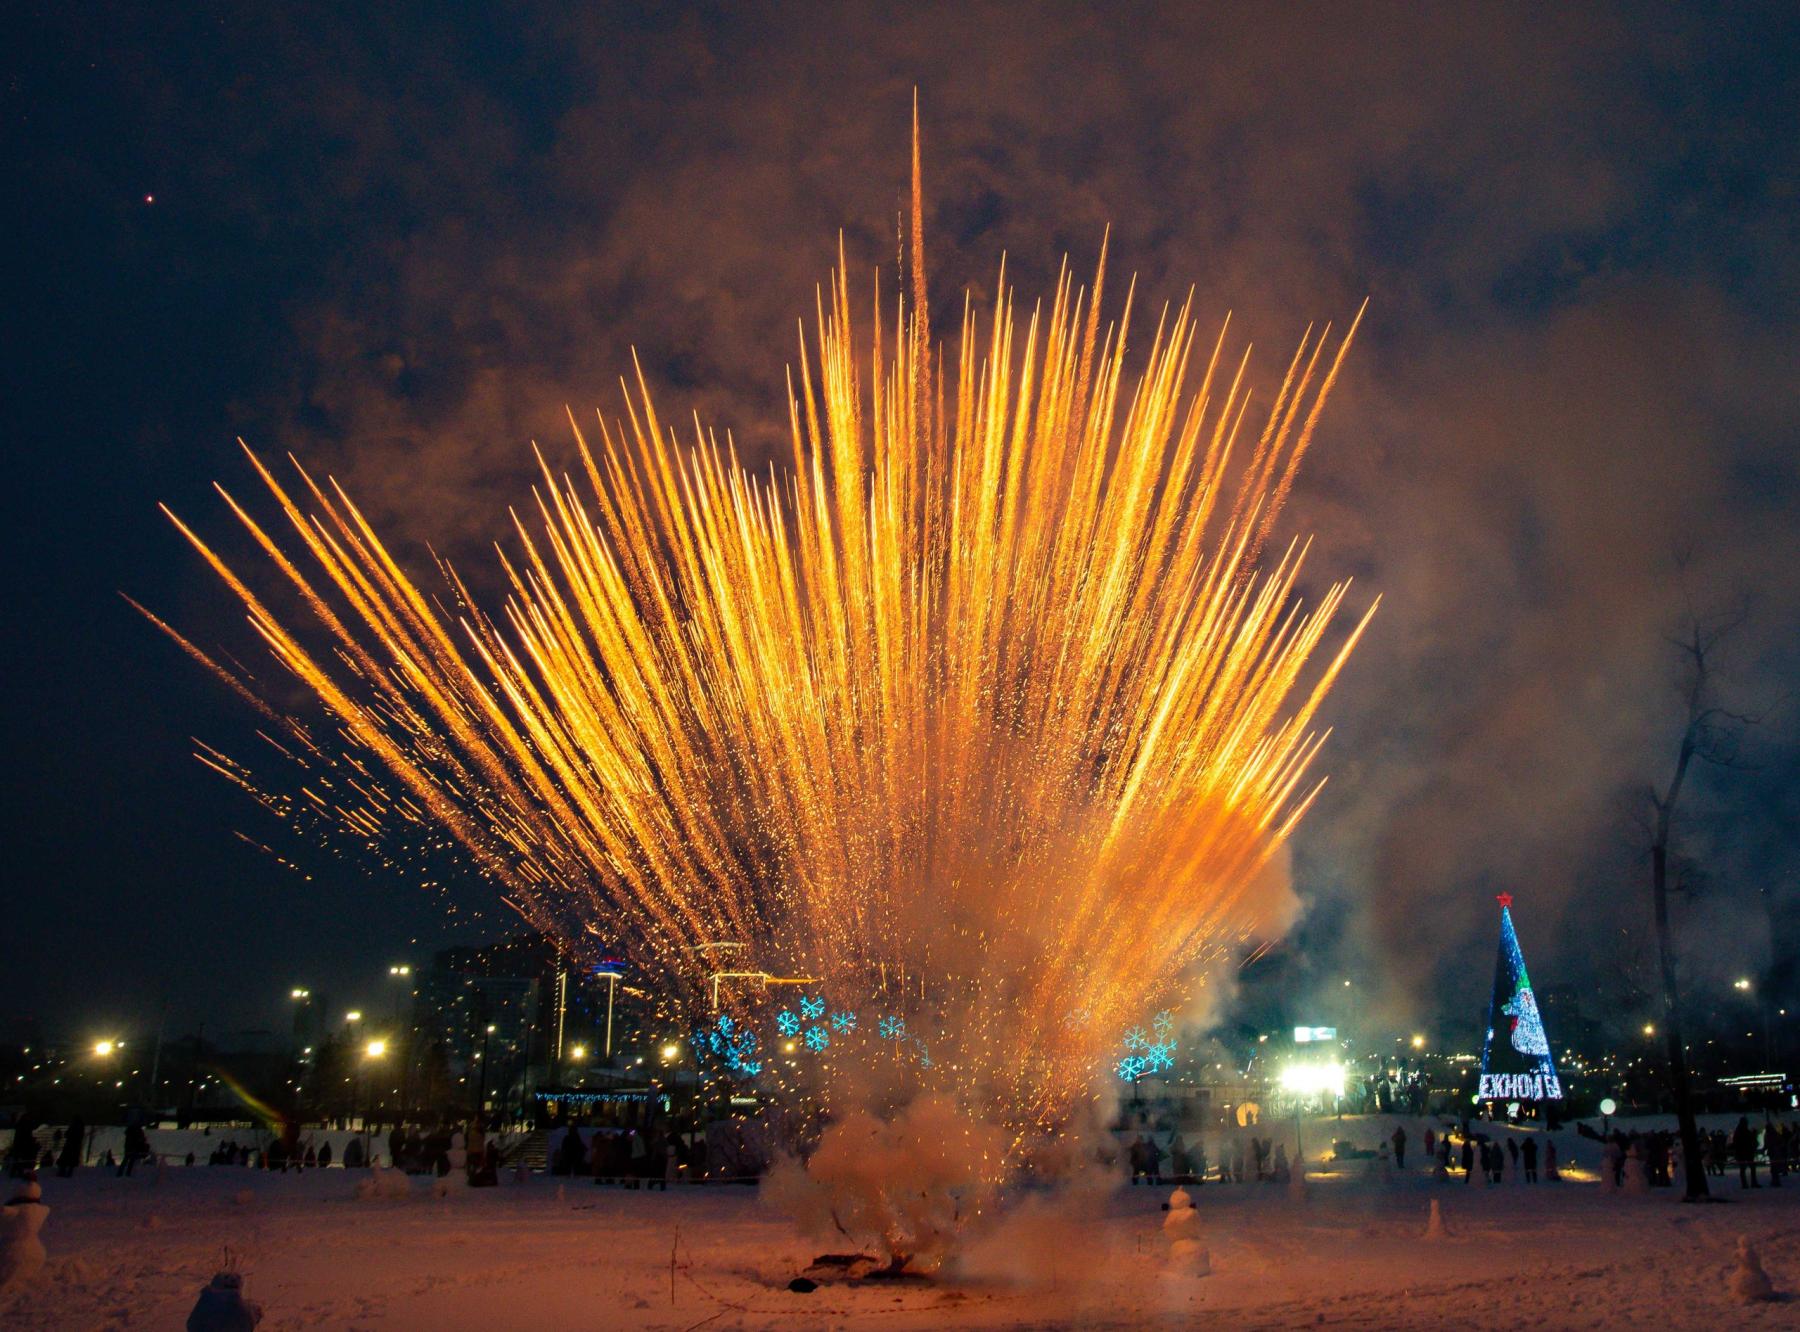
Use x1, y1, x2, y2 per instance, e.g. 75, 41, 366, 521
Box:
7, 3, 1798, 1044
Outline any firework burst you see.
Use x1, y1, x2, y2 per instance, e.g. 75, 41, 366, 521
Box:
148, 134, 1372, 1152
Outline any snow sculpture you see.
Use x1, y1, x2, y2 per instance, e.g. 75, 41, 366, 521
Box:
0, 1178, 48, 1292
1163, 1186, 1210, 1274
1423, 1198, 1448, 1241
1622, 1143, 1648, 1195
1730, 1236, 1776, 1303
354, 1164, 412, 1200
443, 1131, 467, 1189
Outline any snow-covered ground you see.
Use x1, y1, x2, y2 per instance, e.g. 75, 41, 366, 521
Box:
3, 1114, 1795, 1329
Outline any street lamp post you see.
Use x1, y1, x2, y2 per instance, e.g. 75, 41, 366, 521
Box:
475, 1024, 496, 1118
388, 965, 413, 1118
361, 1039, 387, 1164
88, 1040, 120, 1162
1736, 978, 1773, 1071
147, 1001, 169, 1116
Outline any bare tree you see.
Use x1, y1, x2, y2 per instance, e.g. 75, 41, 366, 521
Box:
1647, 607, 1756, 1201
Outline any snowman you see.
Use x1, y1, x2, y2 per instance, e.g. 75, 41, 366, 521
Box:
1730, 1235, 1776, 1303
1162, 1187, 1210, 1275
0, 1176, 48, 1293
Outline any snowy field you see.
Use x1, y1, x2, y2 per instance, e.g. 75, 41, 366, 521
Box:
4, 1117, 1797, 1329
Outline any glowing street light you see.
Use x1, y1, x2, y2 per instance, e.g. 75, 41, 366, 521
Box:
354, 1040, 387, 1160
570, 1044, 587, 1061
388, 964, 412, 977
290, 988, 310, 1000
660, 1042, 681, 1063
1410, 1034, 1426, 1050
1734, 978, 1752, 992
1642, 1023, 1656, 1037
1280, 1062, 1345, 1098
1279, 1061, 1343, 1165
346, 1010, 363, 1024
93, 1039, 117, 1057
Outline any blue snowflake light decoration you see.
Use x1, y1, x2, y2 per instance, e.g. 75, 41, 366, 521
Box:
1110, 1010, 1179, 1081
878, 1015, 906, 1041
804, 1025, 830, 1052
694, 1014, 765, 1082
830, 1009, 857, 1034
776, 1009, 801, 1037
800, 995, 826, 1021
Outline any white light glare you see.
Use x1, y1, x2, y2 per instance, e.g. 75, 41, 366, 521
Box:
1279, 1062, 1344, 1098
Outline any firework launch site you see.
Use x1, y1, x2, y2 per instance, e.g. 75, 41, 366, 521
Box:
5, 907, 1798, 1327
6, 1113, 1799, 1330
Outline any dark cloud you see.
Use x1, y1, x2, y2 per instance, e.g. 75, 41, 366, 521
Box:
8, 1, 1797, 1035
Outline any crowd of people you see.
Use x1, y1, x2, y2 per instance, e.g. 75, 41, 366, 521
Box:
194, 1120, 516, 1183
1126, 1132, 1310, 1184
3, 1113, 525, 1186
1115, 1114, 1797, 1190
1708, 1117, 1792, 1188
1451, 1127, 1556, 1182
1121, 1122, 1561, 1186
10, 1104, 1795, 1198
1574, 1115, 1793, 1189
549, 1122, 711, 1186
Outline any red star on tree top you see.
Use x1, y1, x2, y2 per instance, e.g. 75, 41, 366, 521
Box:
1496, 892, 1514, 908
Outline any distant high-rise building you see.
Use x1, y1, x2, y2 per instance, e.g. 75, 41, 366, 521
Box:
409, 933, 659, 1107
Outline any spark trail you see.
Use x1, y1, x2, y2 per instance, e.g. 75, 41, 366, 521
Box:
148, 143, 1373, 1154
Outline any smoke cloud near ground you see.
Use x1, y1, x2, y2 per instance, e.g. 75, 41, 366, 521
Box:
19, 2, 1796, 1031
764, 1096, 1007, 1271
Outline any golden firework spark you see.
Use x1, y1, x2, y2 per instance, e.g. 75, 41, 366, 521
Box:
149, 136, 1373, 1147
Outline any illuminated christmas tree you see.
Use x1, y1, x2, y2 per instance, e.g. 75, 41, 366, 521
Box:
1478, 893, 1563, 1102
